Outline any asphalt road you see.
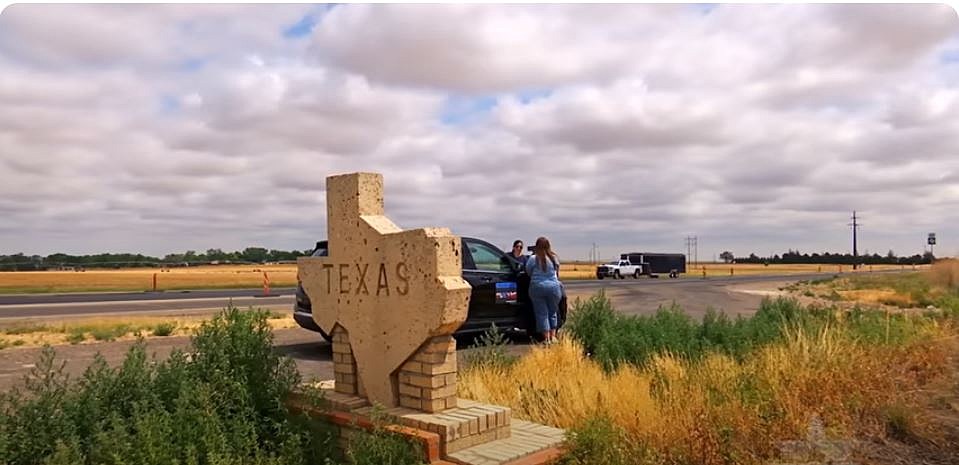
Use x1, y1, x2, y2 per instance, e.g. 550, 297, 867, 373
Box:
0, 272, 850, 321
0, 272, 856, 391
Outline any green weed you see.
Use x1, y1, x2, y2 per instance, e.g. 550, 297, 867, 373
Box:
567, 293, 939, 372
464, 324, 518, 370
66, 330, 85, 345
152, 322, 176, 337
345, 405, 426, 465
88, 325, 129, 342
2, 324, 48, 335
560, 415, 655, 465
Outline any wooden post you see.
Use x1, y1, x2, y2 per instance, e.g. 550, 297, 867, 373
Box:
263, 271, 270, 296
730, 267, 734, 276
153, 273, 157, 292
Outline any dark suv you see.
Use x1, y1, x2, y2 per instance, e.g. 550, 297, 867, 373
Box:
293, 237, 566, 341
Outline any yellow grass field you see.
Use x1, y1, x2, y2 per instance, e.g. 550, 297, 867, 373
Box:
0, 262, 926, 294
0, 312, 298, 349
0, 264, 299, 294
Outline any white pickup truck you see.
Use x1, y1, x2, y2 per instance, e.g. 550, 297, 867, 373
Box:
595, 259, 642, 279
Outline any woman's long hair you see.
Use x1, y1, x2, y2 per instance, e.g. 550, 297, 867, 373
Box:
533, 236, 557, 271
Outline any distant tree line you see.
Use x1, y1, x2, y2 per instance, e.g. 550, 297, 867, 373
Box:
0, 247, 315, 271
720, 249, 935, 266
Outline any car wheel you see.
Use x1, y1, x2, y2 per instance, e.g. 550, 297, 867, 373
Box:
597, 274, 604, 280
633, 270, 641, 279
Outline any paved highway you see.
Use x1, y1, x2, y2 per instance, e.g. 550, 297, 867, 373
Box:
0, 272, 861, 321
0, 271, 904, 391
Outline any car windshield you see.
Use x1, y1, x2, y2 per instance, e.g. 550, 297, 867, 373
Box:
606, 261, 618, 265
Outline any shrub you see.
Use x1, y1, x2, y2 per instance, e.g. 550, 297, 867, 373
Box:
882, 403, 918, 444
89, 325, 129, 341
460, 309, 950, 465
560, 415, 653, 465
566, 293, 937, 371
345, 406, 426, 465
0, 305, 340, 465
66, 330, 85, 345
464, 324, 517, 370
152, 322, 176, 337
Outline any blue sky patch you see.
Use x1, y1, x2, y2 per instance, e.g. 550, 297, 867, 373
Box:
283, 14, 318, 38
690, 4, 718, 15
179, 58, 206, 72
283, 5, 338, 39
517, 88, 553, 104
440, 95, 499, 125
941, 49, 959, 64
158, 95, 179, 115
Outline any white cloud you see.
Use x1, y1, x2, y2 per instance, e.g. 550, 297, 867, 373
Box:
0, 4, 958, 260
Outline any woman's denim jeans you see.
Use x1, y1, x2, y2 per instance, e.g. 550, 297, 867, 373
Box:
530, 282, 562, 332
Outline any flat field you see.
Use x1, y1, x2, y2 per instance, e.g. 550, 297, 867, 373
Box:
0, 264, 299, 294
0, 262, 923, 294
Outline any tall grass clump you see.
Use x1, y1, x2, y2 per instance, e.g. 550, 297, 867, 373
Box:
152, 321, 176, 336
462, 293, 953, 465
926, 258, 959, 290
565, 293, 939, 371
0, 305, 340, 465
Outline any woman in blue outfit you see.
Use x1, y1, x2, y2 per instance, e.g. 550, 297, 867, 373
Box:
524, 236, 562, 344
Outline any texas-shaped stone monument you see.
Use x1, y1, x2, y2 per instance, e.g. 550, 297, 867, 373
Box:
298, 172, 472, 412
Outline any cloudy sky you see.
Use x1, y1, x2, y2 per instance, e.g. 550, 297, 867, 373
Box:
1, 4, 958, 261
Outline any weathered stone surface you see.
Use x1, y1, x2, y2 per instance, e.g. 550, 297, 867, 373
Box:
298, 172, 471, 408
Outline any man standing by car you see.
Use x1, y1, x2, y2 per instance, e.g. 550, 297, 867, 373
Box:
507, 239, 529, 267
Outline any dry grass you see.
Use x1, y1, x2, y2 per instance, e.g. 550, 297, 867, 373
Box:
0, 312, 297, 349
0, 264, 299, 294
459, 328, 952, 465
927, 258, 959, 289
789, 260, 957, 310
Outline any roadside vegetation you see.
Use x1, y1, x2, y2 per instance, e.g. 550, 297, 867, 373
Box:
0, 311, 294, 349
786, 258, 959, 311
459, 260, 959, 465
0, 306, 423, 465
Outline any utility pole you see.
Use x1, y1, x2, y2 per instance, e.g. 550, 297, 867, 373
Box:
685, 235, 698, 266
848, 211, 860, 270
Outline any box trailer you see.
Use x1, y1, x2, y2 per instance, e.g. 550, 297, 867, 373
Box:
619, 252, 686, 278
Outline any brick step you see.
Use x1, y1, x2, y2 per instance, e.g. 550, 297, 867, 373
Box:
445, 420, 565, 465
353, 398, 512, 455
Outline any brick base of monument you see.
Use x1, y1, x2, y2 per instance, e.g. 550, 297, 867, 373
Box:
332, 329, 459, 414
293, 388, 565, 465
397, 336, 459, 412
